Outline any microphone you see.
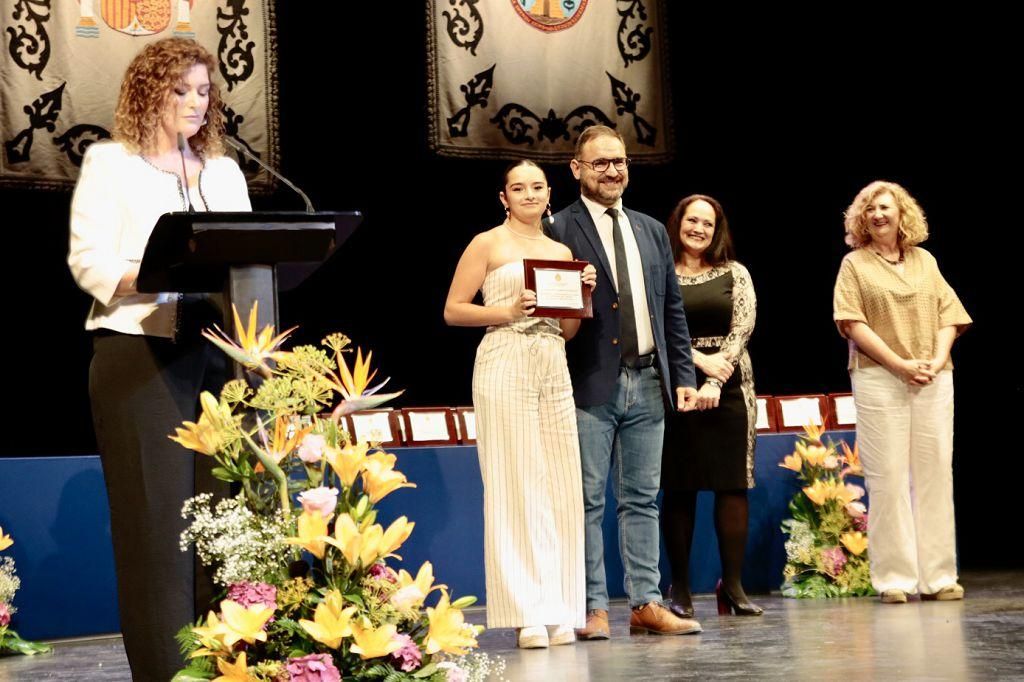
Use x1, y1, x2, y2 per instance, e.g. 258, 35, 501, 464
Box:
176, 132, 196, 213
224, 137, 315, 213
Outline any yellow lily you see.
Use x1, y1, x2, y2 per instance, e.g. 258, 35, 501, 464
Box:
796, 441, 830, 467
0, 526, 13, 551
779, 451, 802, 472
213, 651, 253, 682
375, 515, 415, 561
324, 441, 369, 488
392, 561, 445, 610
833, 482, 865, 506
349, 621, 402, 659
324, 513, 368, 567
202, 302, 295, 378
840, 440, 863, 476
219, 599, 274, 646
424, 590, 480, 655
802, 479, 833, 506
169, 391, 233, 457
841, 531, 869, 556
803, 422, 826, 443
299, 589, 357, 648
190, 610, 231, 657
324, 514, 415, 569
285, 510, 331, 560
361, 452, 417, 503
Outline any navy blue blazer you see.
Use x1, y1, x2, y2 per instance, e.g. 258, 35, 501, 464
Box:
548, 199, 697, 408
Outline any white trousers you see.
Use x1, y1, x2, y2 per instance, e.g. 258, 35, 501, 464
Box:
473, 329, 586, 628
852, 366, 958, 594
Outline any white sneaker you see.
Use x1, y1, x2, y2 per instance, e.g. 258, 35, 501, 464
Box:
547, 624, 576, 646
517, 625, 549, 648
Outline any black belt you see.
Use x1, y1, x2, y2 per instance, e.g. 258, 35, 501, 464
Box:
622, 353, 656, 369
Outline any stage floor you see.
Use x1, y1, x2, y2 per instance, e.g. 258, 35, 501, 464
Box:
4, 571, 1022, 681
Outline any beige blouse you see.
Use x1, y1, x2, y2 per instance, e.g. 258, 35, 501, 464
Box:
833, 247, 972, 371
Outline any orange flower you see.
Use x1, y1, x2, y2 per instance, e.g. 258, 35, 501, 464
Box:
202, 302, 294, 378
803, 422, 826, 444
840, 440, 863, 476
260, 416, 312, 465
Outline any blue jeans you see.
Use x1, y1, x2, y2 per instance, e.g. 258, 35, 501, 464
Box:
576, 365, 665, 609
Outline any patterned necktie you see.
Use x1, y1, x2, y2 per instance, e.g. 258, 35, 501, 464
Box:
608, 207, 639, 366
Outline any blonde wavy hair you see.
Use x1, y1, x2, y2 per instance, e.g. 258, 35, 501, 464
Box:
113, 38, 225, 157
843, 180, 928, 248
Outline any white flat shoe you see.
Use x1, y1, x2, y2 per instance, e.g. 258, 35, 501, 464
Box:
880, 589, 908, 604
547, 624, 576, 646
517, 625, 549, 648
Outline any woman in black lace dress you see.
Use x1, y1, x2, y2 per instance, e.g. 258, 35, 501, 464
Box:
660, 194, 762, 617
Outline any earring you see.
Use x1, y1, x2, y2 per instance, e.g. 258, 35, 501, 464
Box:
504, 207, 510, 218
546, 203, 554, 224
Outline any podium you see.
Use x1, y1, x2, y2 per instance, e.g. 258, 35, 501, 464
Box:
136, 211, 361, 333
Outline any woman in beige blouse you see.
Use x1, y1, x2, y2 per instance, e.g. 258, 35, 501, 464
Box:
833, 181, 971, 604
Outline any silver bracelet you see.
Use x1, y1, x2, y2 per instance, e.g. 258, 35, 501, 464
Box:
705, 378, 723, 389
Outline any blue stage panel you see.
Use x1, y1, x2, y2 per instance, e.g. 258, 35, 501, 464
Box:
0, 431, 855, 638
0, 456, 120, 640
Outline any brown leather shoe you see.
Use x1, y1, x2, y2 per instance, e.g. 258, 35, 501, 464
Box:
629, 601, 702, 635
575, 609, 610, 640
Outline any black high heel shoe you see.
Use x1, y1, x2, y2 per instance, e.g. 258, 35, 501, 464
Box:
667, 600, 695, 619
716, 579, 764, 616
666, 584, 694, 619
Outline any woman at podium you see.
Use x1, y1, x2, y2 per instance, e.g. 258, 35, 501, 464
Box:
67, 38, 251, 681
444, 160, 596, 649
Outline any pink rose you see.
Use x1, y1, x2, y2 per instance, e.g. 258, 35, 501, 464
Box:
0, 602, 10, 627
297, 486, 339, 517
297, 434, 327, 463
390, 585, 426, 611
845, 501, 867, 518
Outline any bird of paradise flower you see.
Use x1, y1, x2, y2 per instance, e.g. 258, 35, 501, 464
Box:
202, 302, 295, 378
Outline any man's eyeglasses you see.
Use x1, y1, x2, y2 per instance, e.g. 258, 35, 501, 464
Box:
576, 157, 631, 173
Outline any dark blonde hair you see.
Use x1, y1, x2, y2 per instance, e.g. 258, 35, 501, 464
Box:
113, 38, 225, 156
843, 180, 928, 249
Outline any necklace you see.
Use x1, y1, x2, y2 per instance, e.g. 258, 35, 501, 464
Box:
873, 249, 904, 265
503, 221, 544, 241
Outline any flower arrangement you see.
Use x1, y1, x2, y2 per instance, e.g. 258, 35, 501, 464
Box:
0, 526, 51, 656
170, 305, 495, 681
778, 424, 875, 598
